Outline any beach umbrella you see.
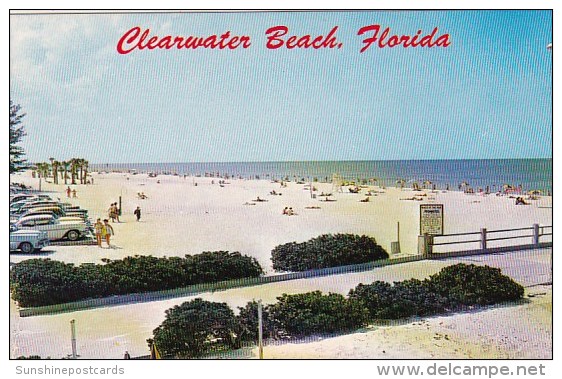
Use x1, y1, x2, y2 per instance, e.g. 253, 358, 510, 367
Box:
502, 184, 515, 191
502, 184, 516, 194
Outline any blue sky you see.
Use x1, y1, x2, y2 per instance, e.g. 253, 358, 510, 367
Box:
10, 10, 552, 163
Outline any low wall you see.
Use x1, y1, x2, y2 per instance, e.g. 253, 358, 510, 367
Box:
18, 242, 552, 317
18, 255, 423, 317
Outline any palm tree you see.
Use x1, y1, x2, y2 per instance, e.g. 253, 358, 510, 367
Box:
52, 160, 60, 185
36, 162, 50, 179
83, 159, 89, 184
49, 157, 54, 177
76, 158, 83, 184
70, 158, 78, 185
61, 161, 70, 185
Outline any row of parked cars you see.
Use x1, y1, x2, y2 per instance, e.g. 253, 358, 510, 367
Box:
9, 191, 94, 253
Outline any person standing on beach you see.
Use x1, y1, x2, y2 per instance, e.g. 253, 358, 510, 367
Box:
108, 204, 114, 222
134, 206, 141, 221
103, 219, 114, 248
94, 218, 103, 247
109, 203, 119, 222
115, 203, 121, 223
66, 186, 71, 198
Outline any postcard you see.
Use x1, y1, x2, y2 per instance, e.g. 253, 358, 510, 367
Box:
9, 9, 553, 365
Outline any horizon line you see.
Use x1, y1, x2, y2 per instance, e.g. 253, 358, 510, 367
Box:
83, 158, 553, 165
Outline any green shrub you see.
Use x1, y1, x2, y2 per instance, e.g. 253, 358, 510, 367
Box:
236, 300, 275, 343
427, 263, 525, 307
147, 264, 525, 357
9, 259, 93, 307
10, 252, 263, 307
268, 291, 369, 336
151, 299, 239, 358
271, 234, 388, 272
349, 279, 448, 319
348, 264, 524, 320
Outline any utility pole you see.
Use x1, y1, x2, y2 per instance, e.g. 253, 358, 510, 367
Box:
70, 319, 77, 359
258, 300, 263, 359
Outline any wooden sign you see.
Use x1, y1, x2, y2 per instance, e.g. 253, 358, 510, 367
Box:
420, 204, 444, 235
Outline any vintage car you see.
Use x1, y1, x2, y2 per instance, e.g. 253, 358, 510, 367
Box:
10, 210, 85, 225
14, 214, 91, 241
12, 203, 88, 219
10, 228, 50, 253
9, 198, 52, 213
17, 200, 62, 213
10, 193, 50, 204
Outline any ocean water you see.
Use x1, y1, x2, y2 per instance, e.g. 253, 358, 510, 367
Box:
92, 159, 553, 193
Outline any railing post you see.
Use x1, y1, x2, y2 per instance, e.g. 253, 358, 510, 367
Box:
418, 234, 433, 258
533, 224, 540, 247
480, 228, 487, 251
70, 319, 77, 359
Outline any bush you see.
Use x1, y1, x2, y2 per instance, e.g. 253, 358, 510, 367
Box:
10, 259, 93, 307
10, 252, 263, 307
271, 234, 389, 272
427, 263, 525, 307
349, 264, 525, 320
268, 291, 369, 336
147, 264, 525, 357
236, 300, 275, 343
151, 299, 239, 358
349, 279, 448, 319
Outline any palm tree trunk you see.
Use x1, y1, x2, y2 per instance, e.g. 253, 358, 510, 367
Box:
53, 164, 58, 185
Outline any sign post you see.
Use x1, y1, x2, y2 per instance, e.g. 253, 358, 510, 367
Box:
420, 204, 444, 236
419, 204, 444, 257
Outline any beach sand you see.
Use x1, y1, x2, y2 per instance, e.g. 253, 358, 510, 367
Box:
9, 171, 552, 270
9, 171, 553, 359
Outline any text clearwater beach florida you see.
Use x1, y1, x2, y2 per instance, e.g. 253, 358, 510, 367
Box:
116, 25, 451, 53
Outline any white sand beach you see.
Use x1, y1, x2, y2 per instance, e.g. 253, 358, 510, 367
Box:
9, 170, 552, 359
9, 171, 552, 270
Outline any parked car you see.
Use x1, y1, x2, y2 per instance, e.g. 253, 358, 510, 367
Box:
12, 203, 88, 220
10, 210, 85, 224
14, 214, 91, 241
18, 200, 62, 213
10, 194, 51, 204
10, 228, 50, 253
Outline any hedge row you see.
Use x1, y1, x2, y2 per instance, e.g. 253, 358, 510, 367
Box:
151, 264, 525, 358
10, 251, 263, 307
271, 233, 389, 272
348, 264, 524, 320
